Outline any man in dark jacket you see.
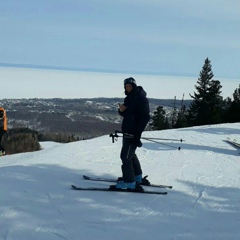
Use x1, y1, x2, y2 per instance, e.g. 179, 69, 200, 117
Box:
115, 77, 150, 189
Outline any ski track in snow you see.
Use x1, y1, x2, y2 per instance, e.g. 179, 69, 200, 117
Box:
0, 123, 240, 239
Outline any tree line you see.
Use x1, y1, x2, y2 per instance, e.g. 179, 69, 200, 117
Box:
150, 58, 240, 130
2, 128, 81, 155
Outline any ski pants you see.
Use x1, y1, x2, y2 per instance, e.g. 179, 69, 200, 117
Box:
120, 137, 142, 183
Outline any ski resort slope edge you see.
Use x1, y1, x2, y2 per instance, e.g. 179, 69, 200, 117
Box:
0, 123, 240, 240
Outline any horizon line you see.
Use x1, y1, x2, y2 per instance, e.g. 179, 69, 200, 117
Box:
0, 62, 196, 78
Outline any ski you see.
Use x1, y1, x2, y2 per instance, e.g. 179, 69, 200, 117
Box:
83, 175, 172, 189
226, 139, 240, 149
71, 185, 167, 195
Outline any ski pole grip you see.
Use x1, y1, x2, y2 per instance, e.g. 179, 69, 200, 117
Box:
109, 133, 115, 143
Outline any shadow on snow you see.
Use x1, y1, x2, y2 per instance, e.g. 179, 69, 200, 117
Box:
0, 164, 239, 240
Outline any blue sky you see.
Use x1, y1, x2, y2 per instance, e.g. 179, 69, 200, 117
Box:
0, 0, 240, 78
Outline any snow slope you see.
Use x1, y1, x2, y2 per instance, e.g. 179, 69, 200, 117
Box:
0, 123, 240, 240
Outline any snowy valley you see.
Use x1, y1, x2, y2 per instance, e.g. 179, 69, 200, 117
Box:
0, 98, 191, 138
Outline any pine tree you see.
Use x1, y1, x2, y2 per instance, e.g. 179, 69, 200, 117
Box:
173, 94, 189, 128
207, 80, 223, 123
225, 84, 240, 122
150, 106, 169, 130
174, 105, 188, 128
187, 58, 223, 126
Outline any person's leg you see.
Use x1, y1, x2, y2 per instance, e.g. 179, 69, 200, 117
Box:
120, 137, 137, 183
131, 154, 143, 183
131, 154, 142, 176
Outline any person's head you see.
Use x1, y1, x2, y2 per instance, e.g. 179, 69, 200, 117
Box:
124, 77, 137, 94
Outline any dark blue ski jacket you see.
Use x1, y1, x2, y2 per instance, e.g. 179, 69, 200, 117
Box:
119, 86, 150, 141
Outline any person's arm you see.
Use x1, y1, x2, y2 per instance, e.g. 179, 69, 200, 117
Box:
134, 97, 150, 139
3, 110, 7, 131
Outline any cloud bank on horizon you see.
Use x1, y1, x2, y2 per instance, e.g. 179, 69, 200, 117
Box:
0, 0, 239, 78
0, 67, 238, 99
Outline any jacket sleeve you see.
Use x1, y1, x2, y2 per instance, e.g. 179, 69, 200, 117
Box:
134, 96, 150, 138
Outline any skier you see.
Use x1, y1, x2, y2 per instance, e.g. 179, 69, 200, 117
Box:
0, 107, 7, 155
115, 77, 150, 189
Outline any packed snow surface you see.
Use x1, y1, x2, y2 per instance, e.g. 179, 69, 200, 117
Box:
0, 123, 240, 240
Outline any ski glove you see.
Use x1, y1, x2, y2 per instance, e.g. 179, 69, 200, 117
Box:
132, 133, 142, 148
135, 138, 143, 148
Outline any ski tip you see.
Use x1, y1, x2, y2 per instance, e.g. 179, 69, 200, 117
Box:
71, 185, 77, 189
83, 175, 90, 180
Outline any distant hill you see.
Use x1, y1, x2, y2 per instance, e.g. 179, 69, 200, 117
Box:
0, 98, 191, 139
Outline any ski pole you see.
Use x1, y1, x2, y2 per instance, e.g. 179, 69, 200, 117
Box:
143, 138, 181, 150
115, 130, 184, 142
109, 132, 119, 143
109, 130, 181, 150
109, 131, 134, 143
141, 137, 185, 142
